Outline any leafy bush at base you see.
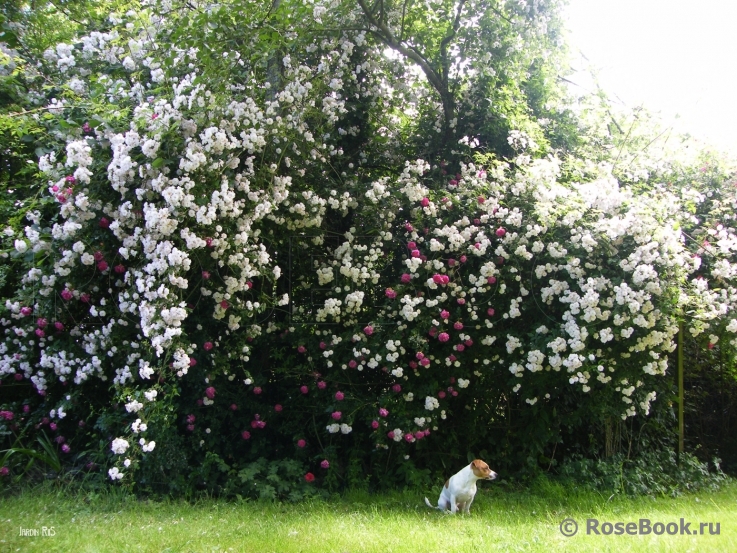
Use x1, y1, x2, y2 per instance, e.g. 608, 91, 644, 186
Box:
558, 451, 727, 497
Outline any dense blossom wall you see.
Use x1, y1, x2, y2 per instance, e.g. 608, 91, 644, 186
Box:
1, 0, 736, 492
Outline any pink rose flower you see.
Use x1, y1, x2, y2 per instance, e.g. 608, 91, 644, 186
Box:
331, 411, 342, 420
438, 332, 450, 342
401, 273, 412, 283
335, 391, 345, 401
378, 408, 389, 417
321, 460, 330, 469
297, 439, 306, 448
205, 387, 216, 399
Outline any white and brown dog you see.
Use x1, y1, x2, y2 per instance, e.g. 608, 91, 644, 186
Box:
424, 459, 497, 514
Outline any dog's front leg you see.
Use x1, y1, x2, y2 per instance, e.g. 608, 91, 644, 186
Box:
463, 496, 474, 513
449, 494, 458, 514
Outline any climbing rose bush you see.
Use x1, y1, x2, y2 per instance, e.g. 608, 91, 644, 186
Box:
1, 0, 735, 490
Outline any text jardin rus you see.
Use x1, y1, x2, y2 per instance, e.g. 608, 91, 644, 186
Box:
19, 527, 56, 537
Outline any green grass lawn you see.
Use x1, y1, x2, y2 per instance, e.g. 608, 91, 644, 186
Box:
1, 480, 735, 553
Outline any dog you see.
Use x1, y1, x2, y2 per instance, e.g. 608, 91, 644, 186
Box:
424, 459, 497, 514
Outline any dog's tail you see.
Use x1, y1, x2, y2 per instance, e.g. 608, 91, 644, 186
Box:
424, 497, 440, 510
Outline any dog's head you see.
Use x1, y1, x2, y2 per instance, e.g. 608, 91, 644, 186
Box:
471, 459, 497, 481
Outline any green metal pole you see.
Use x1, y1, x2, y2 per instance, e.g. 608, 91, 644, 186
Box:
678, 321, 684, 458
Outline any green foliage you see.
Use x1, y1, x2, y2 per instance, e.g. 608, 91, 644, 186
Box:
558, 450, 727, 497
1, 431, 62, 480
1, 0, 736, 501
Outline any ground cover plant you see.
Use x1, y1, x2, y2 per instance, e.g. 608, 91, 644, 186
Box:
0, 0, 736, 497
1, 480, 736, 552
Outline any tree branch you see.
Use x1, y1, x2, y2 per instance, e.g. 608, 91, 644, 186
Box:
356, 0, 456, 146
439, 0, 467, 84
399, 0, 409, 42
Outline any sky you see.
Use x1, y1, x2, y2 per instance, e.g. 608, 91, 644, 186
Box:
563, 0, 737, 155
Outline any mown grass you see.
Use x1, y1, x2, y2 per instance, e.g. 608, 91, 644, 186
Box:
0, 479, 735, 552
